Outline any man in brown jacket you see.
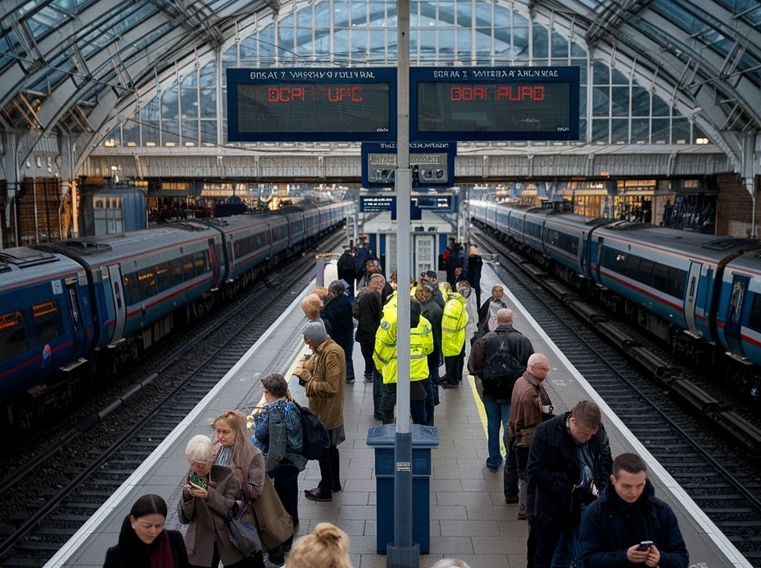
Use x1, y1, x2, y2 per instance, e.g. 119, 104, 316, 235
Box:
295, 320, 346, 502
507, 353, 553, 519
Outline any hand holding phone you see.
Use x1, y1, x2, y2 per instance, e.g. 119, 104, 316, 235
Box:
638, 540, 654, 551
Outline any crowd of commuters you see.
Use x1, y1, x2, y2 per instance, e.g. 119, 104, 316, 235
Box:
105, 240, 688, 568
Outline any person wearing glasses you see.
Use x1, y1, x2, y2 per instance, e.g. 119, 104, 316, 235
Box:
506, 353, 554, 519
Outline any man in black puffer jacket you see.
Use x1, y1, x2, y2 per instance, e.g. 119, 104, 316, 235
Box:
579, 452, 688, 568
527, 400, 612, 568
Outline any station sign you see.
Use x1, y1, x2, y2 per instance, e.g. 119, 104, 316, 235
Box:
410, 66, 580, 141
227, 68, 396, 142
361, 141, 456, 188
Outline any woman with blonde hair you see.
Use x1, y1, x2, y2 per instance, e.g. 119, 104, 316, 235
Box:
301, 293, 324, 322
212, 410, 293, 567
286, 523, 352, 568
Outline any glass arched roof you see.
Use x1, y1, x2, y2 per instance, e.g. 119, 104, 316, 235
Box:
1, 0, 759, 169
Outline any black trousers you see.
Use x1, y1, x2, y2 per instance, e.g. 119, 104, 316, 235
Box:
444, 347, 465, 385
360, 341, 375, 377
317, 444, 341, 493
380, 382, 397, 424
269, 462, 300, 526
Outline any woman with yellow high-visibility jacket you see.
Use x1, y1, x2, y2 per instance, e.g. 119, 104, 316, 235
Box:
441, 282, 470, 388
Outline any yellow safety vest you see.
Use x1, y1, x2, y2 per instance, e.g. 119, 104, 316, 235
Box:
441, 293, 467, 356
373, 313, 434, 385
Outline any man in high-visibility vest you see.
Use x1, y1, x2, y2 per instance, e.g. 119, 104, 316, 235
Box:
441, 281, 469, 388
373, 300, 434, 424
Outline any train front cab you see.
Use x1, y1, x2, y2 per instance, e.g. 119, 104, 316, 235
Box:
717, 252, 761, 367
0, 249, 94, 404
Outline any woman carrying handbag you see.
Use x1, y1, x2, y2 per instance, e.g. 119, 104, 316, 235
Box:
213, 410, 294, 568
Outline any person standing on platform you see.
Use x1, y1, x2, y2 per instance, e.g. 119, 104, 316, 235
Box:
294, 321, 346, 503
477, 285, 508, 337
446, 243, 464, 287
424, 270, 447, 309
354, 274, 386, 420
374, 300, 434, 425
253, 373, 307, 528
506, 353, 553, 518
441, 282, 468, 388
416, 283, 443, 425
579, 452, 689, 568
527, 400, 612, 568
467, 308, 534, 472
353, 241, 370, 287
337, 247, 356, 294
467, 246, 484, 307
321, 280, 356, 384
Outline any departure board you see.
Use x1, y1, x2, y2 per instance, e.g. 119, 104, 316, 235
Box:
227, 68, 396, 142
411, 66, 580, 141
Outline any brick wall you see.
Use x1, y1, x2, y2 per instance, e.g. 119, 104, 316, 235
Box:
716, 173, 761, 237
17, 177, 63, 245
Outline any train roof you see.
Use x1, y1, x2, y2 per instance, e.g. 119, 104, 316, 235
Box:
38, 223, 217, 266
0, 247, 84, 293
201, 212, 285, 231
595, 223, 760, 262
524, 208, 610, 230
725, 248, 761, 274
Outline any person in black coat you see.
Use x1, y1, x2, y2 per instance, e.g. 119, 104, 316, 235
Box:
321, 280, 356, 384
336, 248, 356, 294
527, 400, 613, 568
104, 494, 189, 568
579, 453, 689, 568
466, 245, 484, 307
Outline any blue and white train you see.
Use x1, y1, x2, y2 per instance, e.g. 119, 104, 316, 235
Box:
472, 201, 761, 392
0, 202, 349, 427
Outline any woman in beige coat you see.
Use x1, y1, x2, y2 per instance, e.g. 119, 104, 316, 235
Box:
178, 435, 244, 568
212, 410, 294, 568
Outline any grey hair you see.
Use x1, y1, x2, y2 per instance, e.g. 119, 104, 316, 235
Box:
328, 280, 345, 295
369, 273, 385, 284
430, 560, 473, 568
304, 320, 328, 344
185, 435, 213, 464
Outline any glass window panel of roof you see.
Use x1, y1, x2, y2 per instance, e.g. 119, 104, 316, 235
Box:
352, 0, 367, 25
315, 2, 329, 28
456, 0, 472, 26
493, 3, 510, 26
335, 0, 349, 27
297, 7, 313, 28
475, 1, 492, 26
533, 23, 548, 57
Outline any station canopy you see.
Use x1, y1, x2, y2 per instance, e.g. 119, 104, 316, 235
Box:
1, 0, 760, 167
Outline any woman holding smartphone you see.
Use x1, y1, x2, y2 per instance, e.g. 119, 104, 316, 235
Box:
178, 435, 246, 568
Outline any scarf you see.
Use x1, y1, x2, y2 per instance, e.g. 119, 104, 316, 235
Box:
149, 530, 175, 568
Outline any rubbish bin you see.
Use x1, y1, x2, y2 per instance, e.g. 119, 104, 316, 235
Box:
366, 423, 439, 554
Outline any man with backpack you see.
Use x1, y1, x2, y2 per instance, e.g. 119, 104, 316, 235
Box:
468, 309, 534, 473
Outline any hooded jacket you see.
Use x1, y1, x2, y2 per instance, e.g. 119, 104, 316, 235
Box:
441, 293, 468, 356
580, 480, 689, 568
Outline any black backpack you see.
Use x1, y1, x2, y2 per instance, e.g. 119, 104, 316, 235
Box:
292, 400, 330, 460
482, 330, 526, 397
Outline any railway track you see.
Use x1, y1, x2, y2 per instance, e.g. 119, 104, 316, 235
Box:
0, 231, 344, 567
473, 228, 761, 565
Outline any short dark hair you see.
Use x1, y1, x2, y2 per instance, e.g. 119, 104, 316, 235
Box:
571, 400, 601, 429
328, 280, 345, 296
613, 453, 647, 478
262, 373, 289, 398
425, 270, 437, 279
411, 300, 421, 327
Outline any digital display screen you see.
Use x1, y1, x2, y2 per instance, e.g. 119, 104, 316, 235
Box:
411, 67, 580, 141
227, 68, 396, 142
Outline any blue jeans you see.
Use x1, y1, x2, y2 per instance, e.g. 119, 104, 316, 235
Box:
483, 396, 510, 469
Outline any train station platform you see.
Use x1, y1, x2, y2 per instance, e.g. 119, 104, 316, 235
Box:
45, 260, 750, 568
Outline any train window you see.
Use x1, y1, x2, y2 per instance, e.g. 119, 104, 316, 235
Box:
651, 263, 668, 292
182, 255, 194, 279
748, 294, 761, 334
637, 259, 655, 287
624, 256, 640, 279
601, 247, 626, 274
667, 267, 687, 298
32, 300, 63, 342
137, 268, 157, 298
155, 264, 171, 292
193, 251, 208, 276
0, 311, 28, 360
123, 274, 139, 305
169, 258, 183, 285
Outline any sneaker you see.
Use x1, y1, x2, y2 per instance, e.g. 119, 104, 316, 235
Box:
505, 496, 519, 504
487, 465, 499, 473
304, 487, 332, 502
364, 374, 374, 383
346, 376, 355, 384
517, 512, 527, 520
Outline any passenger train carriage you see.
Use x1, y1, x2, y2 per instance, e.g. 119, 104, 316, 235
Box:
471, 200, 761, 376
0, 202, 349, 427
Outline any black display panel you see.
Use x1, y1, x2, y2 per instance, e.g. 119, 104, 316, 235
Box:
227, 68, 396, 142
411, 66, 580, 141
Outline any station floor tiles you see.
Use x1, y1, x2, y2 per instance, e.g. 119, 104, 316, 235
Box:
289, 374, 528, 568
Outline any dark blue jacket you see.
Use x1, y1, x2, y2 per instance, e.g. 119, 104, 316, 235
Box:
527, 411, 612, 527
580, 480, 689, 568
321, 293, 354, 346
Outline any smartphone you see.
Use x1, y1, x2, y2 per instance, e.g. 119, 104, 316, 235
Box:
638, 541, 654, 551
189, 472, 207, 489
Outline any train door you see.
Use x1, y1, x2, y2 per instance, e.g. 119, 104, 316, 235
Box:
64, 276, 86, 353
208, 238, 220, 286
108, 264, 127, 344
725, 274, 750, 357
683, 262, 702, 337
414, 235, 435, 275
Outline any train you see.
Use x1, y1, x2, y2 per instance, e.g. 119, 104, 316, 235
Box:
0, 201, 350, 427
471, 200, 761, 399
